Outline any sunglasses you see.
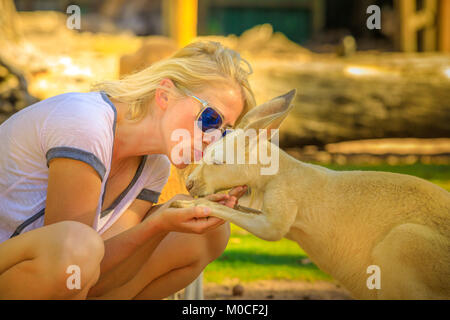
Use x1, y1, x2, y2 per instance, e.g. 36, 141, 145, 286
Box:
189, 94, 232, 137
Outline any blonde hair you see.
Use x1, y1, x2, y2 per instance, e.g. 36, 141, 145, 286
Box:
91, 41, 256, 124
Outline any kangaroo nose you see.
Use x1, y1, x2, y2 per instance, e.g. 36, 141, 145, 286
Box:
186, 180, 194, 192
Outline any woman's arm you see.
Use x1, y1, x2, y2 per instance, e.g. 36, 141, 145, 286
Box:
44, 158, 225, 275
45, 158, 102, 226
97, 208, 168, 275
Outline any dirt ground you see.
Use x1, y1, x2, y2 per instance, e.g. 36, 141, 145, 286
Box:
203, 280, 353, 300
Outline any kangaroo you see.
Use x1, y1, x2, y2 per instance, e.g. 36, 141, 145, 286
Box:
170, 90, 450, 299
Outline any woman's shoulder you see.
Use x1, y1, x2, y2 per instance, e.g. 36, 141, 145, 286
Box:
38, 91, 117, 141
40, 92, 118, 176
47, 91, 116, 123
6, 91, 116, 133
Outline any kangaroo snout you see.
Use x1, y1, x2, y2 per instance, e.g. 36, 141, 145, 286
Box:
185, 176, 213, 197
185, 179, 194, 192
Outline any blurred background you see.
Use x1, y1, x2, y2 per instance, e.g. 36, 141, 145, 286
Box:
0, 0, 449, 299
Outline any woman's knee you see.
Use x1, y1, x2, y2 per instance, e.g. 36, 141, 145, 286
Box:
58, 221, 104, 260
0, 221, 104, 299
201, 222, 230, 263
161, 222, 230, 267
39, 221, 103, 262
36, 221, 104, 297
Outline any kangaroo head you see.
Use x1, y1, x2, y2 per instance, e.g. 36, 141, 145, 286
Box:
185, 89, 296, 197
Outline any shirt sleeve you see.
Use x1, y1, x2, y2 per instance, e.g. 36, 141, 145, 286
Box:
136, 155, 171, 204
41, 102, 114, 182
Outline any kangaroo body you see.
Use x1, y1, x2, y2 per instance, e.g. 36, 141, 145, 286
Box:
260, 150, 449, 299
170, 90, 450, 299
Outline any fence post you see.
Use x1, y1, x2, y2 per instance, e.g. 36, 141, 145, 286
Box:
183, 272, 204, 300
395, 0, 438, 52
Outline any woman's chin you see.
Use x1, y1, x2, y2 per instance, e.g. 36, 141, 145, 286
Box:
168, 152, 193, 169
169, 148, 201, 168
173, 162, 188, 169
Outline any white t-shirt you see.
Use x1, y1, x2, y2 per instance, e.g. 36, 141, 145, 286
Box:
0, 91, 171, 243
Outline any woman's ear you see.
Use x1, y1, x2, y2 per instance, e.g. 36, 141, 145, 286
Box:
155, 78, 175, 110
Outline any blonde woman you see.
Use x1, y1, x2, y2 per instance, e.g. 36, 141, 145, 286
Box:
0, 41, 254, 299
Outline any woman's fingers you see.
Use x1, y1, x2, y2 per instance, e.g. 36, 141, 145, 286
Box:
164, 206, 210, 220
183, 205, 225, 232
205, 193, 230, 202
185, 216, 224, 229
220, 185, 247, 208
205, 186, 248, 202
204, 186, 248, 209
182, 213, 225, 233
205, 193, 235, 207
221, 196, 237, 208
189, 206, 211, 219
160, 205, 226, 234
228, 185, 248, 199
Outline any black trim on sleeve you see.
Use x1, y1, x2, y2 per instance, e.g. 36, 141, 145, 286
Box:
136, 189, 161, 204
46, 146, 106, 181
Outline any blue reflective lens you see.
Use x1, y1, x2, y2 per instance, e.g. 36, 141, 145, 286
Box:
199, 107, 222, 130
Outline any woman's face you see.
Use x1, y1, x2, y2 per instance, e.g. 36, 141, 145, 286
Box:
160, 82, 245, 169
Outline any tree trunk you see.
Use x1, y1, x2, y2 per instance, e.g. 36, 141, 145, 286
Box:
249, 53, 450, 147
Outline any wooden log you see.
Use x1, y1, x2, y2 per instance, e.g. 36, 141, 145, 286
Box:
249, 52, 450, 147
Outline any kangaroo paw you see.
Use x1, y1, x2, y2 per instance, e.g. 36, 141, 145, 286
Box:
170, 198, 262, 213
169, 198, 281, 241
169, 199, 196, 208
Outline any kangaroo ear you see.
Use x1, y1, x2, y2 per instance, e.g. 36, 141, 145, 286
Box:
235, 89, 296, 132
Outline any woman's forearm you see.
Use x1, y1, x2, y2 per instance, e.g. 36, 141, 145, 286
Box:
99, 214, 168, 275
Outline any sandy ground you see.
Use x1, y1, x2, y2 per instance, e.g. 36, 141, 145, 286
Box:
203, 280, 353, 300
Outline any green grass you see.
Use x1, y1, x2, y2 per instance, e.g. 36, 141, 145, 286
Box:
203, 163, 450, 284
204, 228, 332, 283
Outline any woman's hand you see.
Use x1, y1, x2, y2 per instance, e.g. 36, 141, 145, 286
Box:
148, 185, 248, 234
149, 194, 225, 234
205, 185, 248, 208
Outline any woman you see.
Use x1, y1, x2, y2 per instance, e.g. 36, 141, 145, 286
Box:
0, 41, 255, 299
